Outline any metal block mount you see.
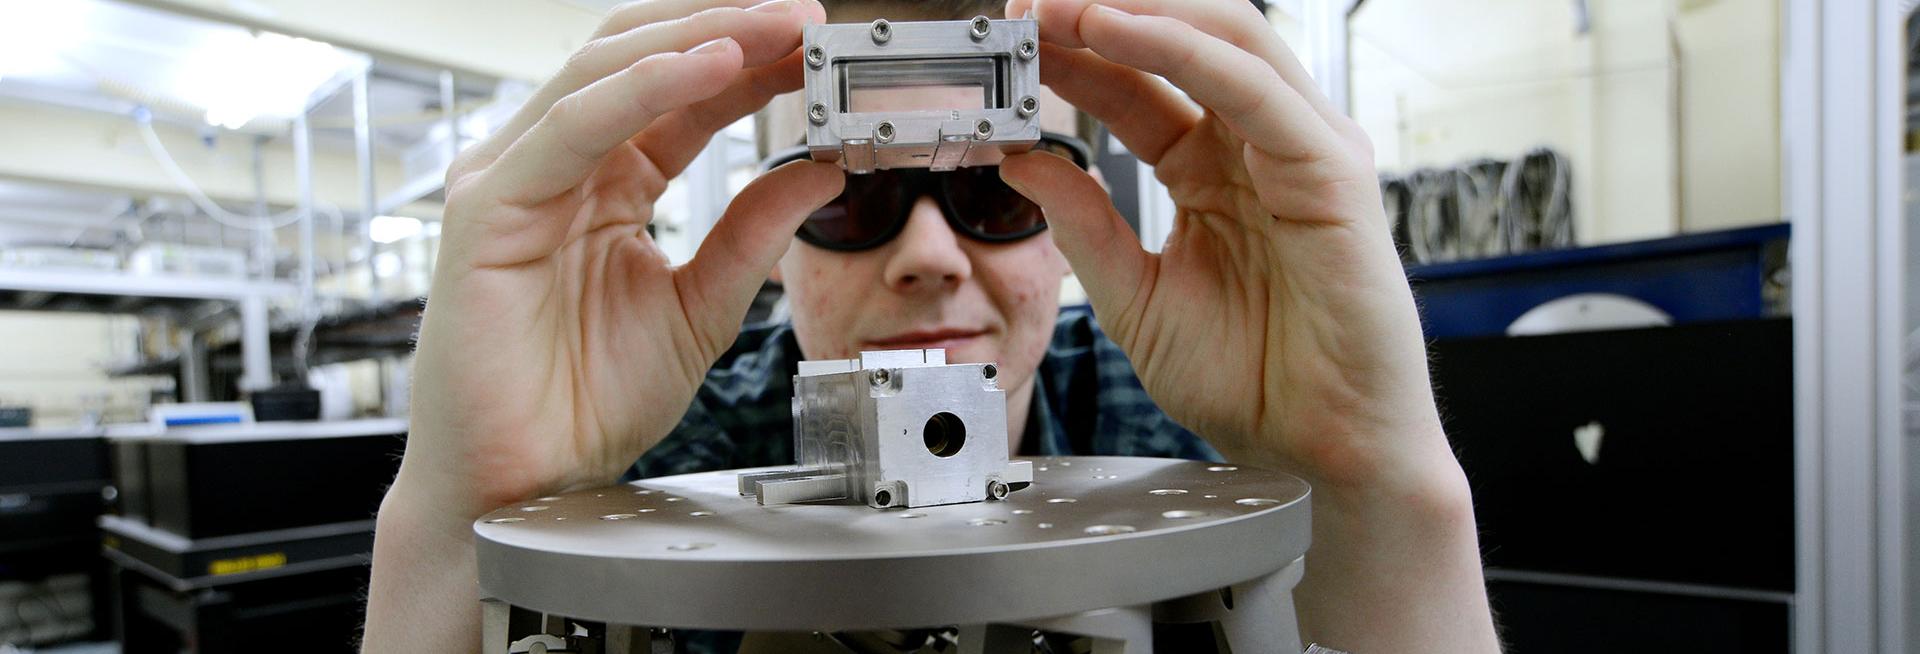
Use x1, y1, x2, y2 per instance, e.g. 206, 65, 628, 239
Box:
803, 17, 1041, 173
738, 349, 1032, 508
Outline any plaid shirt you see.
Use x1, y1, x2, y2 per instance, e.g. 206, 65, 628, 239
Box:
625, 307, 1219, 653
628, 306, 1220, 480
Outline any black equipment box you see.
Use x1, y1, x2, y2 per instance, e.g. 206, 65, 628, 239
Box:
0, 430, 114, 646
1429, 318, 1793, 652
109, 419, 406, 539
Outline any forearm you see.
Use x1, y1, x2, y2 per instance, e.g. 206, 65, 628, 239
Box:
362, 469, 486, 653
1220, 427, 1501, 653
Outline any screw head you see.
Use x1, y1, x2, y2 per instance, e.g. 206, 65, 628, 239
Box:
808, 103, 827, 125
805, 45, 825, 68
1016, 95, 1038, 118
973, 119, 994, 140
876, 121, 896, 144
1017, 38, 1037, 60
981, 363, 997, 379
969, 16, 992, 40
987, 480, 1011, 500
869, 367, 891, 387
870, 19, 892, 44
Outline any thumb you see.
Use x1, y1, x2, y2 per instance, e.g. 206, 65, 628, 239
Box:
1001, 150, 1152, 322
676, 160, 844, 351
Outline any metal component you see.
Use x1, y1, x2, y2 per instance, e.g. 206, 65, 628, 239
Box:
973, 118, 993, 140
969, 15, 992, 40
475, 457, 1311, 632
1016, 95, 1038, 118
743, 349, 1032, 508
803, 18, 1042, 172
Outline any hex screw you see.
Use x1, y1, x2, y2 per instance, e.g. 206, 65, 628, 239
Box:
1016, 95, 1038, 118
805, 45, 825, 69
1017, 38, 1037, 60
870, 19, 892, 44
973, 119, 994, 140
987, 480, 1011, 500
969, 16, 992, 40
876, 121, 896, 144
808, 103, 827, 125
869, 368, 891, 387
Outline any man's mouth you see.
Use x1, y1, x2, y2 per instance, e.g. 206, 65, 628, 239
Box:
863, 328, 990, 352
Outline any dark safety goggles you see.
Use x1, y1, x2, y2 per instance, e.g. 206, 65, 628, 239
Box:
760, 132, 1092, 252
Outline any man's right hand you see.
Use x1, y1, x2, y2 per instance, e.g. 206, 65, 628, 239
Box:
401, 0, 834, 519
365, 1, 835, 650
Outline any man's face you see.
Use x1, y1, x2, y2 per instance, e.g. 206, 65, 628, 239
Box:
768, 85, 1086, 407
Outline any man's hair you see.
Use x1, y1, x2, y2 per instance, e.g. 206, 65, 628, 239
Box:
752, 0, 1103, 160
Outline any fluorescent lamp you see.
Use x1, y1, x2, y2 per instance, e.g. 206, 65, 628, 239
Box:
369, 215, 421, 244
174, 30, 364, 129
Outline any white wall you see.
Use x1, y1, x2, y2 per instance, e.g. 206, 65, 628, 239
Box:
1350, 0, 1780, 245
0, 311, 157, 427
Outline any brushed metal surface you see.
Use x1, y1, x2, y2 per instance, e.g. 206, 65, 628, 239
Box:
475, 456, 1310, 631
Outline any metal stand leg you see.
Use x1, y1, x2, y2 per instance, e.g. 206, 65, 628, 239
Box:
1217, 557, 1307, 654
482, 598, 510, 652
1012, 605, 1157, 654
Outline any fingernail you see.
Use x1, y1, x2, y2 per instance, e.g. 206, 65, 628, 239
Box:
1093, 4, 1134, 18
687, 37, 735, 56
747, 0, 795, 14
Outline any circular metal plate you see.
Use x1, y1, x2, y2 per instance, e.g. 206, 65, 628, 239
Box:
474, 456, 1310, 631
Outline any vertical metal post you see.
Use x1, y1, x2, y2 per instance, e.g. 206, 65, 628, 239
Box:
440, 70, 460, 166
681, 138, 728, 263
179, 334, 209, 403
294, 112, 316, 330
237, 295, 271, 392
1785, 0, 1905, 650
249, 137, 272, 281
1300, 0, 1359, 115
354, 72, 383, 303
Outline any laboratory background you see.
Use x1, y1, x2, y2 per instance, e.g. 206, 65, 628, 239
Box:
0, 0, 1908, 652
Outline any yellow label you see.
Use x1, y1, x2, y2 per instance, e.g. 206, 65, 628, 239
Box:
208, 552, 287, 576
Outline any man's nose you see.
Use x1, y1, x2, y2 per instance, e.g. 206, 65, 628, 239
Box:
881, 196, 971, 293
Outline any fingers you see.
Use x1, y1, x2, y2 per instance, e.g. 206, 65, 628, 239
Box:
1037, 43, 1197, 165
675, 160, 845, 351
464, 0, 822, 171
1070, 4, 1344, 163
635, 49, 805, 180
479, 38, 746, 207
590, 0, 779, 39
999, 150, 1151, 325
1012, 0, 1343, 126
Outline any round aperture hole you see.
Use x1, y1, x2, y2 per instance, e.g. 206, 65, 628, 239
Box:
924, 412, 966, 458
874, 489, 893, 506
1084, 524, 1137, 536
1236, 498, 1281, 507
484, 517, 524, 524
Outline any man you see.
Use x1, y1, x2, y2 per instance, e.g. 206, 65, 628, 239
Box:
363, 0, 1502, 652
